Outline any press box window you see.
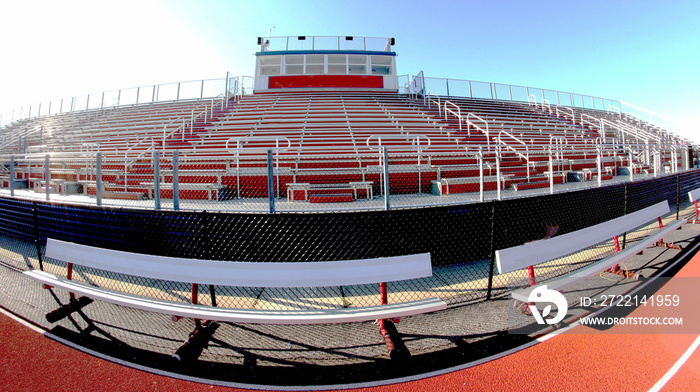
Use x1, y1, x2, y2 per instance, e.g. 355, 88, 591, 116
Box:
305, 54, 324, 74
371, 55, 392, 75
259, 56, 281, 76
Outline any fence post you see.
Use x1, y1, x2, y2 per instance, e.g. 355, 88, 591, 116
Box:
676, 174, 680, 220
486, 203, 497, 300
496, 146, 502, 201
154, 151, 161, 210
267, 149, 275, 214
44, 155, 50, 201
32, 201, 44, 272
173, 150, 180, 211
9, 156, 14, 197
383, 147, 390, 210
96, 152, 102, 206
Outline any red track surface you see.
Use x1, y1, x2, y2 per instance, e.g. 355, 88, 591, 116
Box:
2, 255, 699, 391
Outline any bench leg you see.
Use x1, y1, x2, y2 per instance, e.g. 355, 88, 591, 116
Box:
377, 282, 410, 360
171, 320, 219, 363
654, 217, 682, 250
378, 319, 410, 361
45, 296, 94, 323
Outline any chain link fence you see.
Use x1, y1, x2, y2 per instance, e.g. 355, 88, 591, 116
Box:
0, 166, 699, 312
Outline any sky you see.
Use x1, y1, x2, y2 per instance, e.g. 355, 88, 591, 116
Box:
1, 0, 699, 141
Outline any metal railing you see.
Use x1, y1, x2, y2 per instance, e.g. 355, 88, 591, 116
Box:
1, 73, 241, 129
161, 94, 229, 151
1, 141, 693, 213
425, 76, 622, 112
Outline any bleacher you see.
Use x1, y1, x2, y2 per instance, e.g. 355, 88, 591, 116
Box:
0, 89, 687, 203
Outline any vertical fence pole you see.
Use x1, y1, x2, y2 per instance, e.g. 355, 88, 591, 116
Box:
676, 174, 680, 220
44, 155, 50, 201
9, 156, 14, 197
486, 204, 496, 300
32, 201, 44, 272
496, 146, 502, 201
154, 151, 161, 210
383, 147, 390, 210
173, 150, 180, 211
225, 72, 230, 108
549, 149, 554, 194
267, 149, 275, 214
96, 152, 103, 206
478, 147, 484, 202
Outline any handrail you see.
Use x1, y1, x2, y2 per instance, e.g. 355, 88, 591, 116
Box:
123, 137, 155, 191
466, 113, 490, 145
444, 101, 462, 132
541, 99, 551, 113
162, 94, 226, 151
556, 105, 575, 123
225, 136, 292, 153
607, 105, 621, 117
549, 135, 568, 161
498, 130, 530, 181
366, 134, 431, 148
426, 92, 442, 117
2, 75, 234, 129
528, 94, 538, 109
581, 113, 600, 133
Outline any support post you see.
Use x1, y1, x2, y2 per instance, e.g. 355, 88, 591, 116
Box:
154, 151, 161, 210
96, 153, 102, 206
383, 147, 390, 210
9, 155, 14, 197
44, 155, 50, 201
173, 150, 180, 211
267, 149, 275, 214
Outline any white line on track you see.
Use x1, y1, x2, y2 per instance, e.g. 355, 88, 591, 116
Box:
648, 334, 700, 392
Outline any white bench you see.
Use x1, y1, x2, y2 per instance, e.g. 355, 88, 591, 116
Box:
141, 182, 221, 200
431, 175, 511, 195
26, 239, 445, 324
495, 200, 685, 303
287, 181, 373, 201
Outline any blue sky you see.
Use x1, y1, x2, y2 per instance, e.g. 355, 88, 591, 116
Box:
1, 0, 699, 141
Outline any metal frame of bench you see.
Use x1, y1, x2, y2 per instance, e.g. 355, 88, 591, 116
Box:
287, 181, 374, 201
24, 239, 446, 360
495, 200, 685, 303
141, 182, 220, 200
689, 188, 700, 224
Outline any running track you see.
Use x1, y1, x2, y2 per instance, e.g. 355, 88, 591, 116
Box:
1, 256, 699, 391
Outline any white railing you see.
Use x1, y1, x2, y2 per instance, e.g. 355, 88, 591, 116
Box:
498, 130, 530, 181
441, 100, 491, 144
162, 94, 227, 151
556, 106, 575, 123
365, 134, 431, 148
423, 76, 622, 113
124, 137, 155, 191
444, 101, 462, 131
426, 92, 442, 117
466, 113, 490, 145
2, 141, 692, 212
1, 74, 238, 130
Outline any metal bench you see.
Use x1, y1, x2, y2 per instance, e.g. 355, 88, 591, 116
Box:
287, 181, 373, 201
25, 239, 446, 360
496, 200, 685, 304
